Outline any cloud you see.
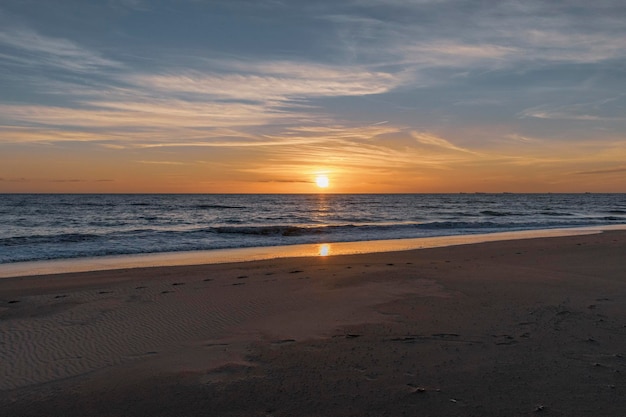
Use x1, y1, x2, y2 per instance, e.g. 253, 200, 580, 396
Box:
575, 166, 626, 175
505, 134, 541, 143
411, 131, 476, 154
321, 0, 626, 75
518, 101, 626, 121
403, 42, 517, 67
0, 27, 122, 72
0, 54, 406, 147
127, 61, 404, 102
0, 99, 303, 131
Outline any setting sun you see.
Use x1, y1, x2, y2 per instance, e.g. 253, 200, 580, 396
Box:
315, 175, 330, 188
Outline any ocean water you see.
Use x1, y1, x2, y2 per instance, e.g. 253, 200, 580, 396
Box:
1, 194, 625, 264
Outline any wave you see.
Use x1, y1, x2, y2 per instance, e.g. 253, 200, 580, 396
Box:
2, 191, 625, 265
213, 224, 357, 237
209, 218, 620, 237
1, 233, 101, 247
539, 211, 575, 216
194, 204, 246, 210
5, 216, 625, 249
480, 210, 516, 217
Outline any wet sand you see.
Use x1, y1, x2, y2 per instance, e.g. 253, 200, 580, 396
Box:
1, 231, 626, 416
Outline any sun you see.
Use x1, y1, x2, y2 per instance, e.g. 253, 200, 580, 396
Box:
315, 175, 330, 188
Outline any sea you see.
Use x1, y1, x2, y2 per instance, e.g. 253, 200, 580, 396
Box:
1, 193, 625, 265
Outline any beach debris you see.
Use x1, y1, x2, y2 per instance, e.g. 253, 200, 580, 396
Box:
98, 291, 112, 294
449, 398, 458, 403
54, 294, 67, 299
289, 270, 304, 274
588, 304, 596, 309
346, 333, 361, 339
237, 275, 248, 279
161, 290, 172, 294
172, 282, 185, 286
135, 286, 147, 289
534, 404, 546, 412
587, 337, 597, 343
412, 387, 426, 394
203, 278, 213, 282
7, 300, 20, 304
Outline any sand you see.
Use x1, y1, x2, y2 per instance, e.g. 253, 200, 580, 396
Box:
1, 231, 625, 416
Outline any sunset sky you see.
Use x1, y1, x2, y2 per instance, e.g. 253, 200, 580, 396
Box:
1, 0, 625, 193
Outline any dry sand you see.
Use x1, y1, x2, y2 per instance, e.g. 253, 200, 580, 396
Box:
1, 231, 625, 416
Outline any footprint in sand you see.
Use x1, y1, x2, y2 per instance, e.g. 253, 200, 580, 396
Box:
8, 300, 20, 304
54, 295, 68, 299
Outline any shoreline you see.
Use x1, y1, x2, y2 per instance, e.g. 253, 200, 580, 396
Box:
2, 224, 626, 279
1, 230, 625, 416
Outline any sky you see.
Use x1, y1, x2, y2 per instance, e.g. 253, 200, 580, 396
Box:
1, 0, 625, 193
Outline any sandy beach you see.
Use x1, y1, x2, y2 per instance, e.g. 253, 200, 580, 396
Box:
1, 231, 625, 416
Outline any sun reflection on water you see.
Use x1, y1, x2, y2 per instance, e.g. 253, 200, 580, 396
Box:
318, 243, 331, 256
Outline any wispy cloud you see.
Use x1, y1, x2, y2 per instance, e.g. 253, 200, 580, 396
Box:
575, 166, 626, 175
323, 0, 626, 74
403, 42, 517, 67
128, 61, 404, 102
518, 101, 626, 121
0, 99, 303, 131
505, 134, 541, 143
0, 27, 122, 72
411, 131, 477, 154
